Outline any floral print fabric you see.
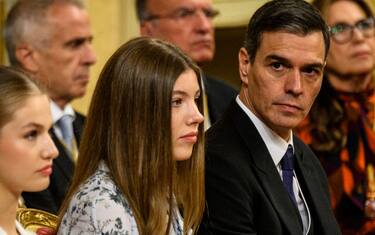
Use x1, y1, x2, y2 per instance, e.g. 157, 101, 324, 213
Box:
58, 163, 183, 235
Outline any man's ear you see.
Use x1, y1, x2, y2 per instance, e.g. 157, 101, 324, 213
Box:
140, 21, 154, 36
15, 43, 39, 73
239, 47, 251, 85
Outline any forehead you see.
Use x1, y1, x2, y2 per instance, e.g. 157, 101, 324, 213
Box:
148, 0, 213, 11
2, 95, 50, 129
45, 4, 91, 39
256, 31, 325, 65
327, 1, 368, 25
173, 69, 199, 90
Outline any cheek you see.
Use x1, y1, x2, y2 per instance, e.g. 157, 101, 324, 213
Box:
171, 111, 179, 140
0, 152, 30, 191
173, 145, 193, 161
328, 45, 344, 60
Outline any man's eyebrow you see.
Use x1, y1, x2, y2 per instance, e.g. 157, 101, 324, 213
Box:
64, 36, 93, 47
266, 54, 324, 69
265, 54, 292, 66
302, 62, 325, 70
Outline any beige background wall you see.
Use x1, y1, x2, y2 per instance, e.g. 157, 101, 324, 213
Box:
73, 0, 271, 114
72, 0, 139, 113
1, 0, 375, 113
1, 0, 366, 114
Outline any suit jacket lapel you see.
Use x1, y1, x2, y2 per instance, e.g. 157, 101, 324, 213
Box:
228, 102, 303, 234
293, 144, 335, 233
50, 129, 74, 181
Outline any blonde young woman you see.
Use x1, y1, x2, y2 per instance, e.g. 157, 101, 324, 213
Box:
0, 66, 58, 235
58, 37, 205, 235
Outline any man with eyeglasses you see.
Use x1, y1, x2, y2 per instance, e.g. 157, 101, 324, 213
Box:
136, 0, 237, 129
296, 0, 375, 233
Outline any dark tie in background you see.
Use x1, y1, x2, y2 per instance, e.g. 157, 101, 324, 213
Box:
281, 144, 297, 205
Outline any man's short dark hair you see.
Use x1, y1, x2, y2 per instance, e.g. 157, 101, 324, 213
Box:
244, 0, 330, 63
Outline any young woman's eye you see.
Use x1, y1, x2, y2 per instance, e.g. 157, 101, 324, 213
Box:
24, 130, 38, 141
172, 98, 183, 107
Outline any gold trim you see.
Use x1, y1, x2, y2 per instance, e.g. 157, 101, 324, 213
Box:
16, 208, 58, 232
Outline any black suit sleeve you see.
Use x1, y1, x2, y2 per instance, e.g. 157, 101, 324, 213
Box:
199, 148, 257, 235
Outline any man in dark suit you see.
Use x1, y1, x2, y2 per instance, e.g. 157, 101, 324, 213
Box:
136, 0, 237, 127
4, 0, 96, 214
198, 0, 341, 234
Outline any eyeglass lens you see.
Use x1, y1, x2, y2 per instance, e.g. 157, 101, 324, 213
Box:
330, 17, 375, 43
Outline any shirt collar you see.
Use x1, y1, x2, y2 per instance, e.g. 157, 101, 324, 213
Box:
236, 96, 294, 166
50, 101, 76, 124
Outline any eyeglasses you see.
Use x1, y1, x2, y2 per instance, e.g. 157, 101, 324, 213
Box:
330, 17, 375, 44
145, 7, 219, 22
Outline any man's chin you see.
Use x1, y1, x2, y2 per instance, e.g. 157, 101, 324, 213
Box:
71, 89, 87, 99
189, 50, 214, 65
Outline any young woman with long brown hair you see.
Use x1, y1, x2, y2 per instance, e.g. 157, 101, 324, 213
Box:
57, 37, 205, 235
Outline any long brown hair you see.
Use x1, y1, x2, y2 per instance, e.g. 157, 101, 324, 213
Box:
58, 37, 205, 234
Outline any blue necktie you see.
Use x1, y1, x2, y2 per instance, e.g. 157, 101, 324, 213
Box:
58, 115, 74, 151
281, 145, 297, 205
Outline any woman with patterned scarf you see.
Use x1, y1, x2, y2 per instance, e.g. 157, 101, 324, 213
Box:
296, 0, 375, 234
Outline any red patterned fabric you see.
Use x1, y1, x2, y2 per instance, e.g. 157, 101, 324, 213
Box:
297, 83, 375, 234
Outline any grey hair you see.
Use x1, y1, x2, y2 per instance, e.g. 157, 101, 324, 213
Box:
4, 0, 86, 66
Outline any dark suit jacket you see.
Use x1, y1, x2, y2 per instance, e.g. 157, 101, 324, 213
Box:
198, 101, 341, 235
22, 112, 85, 214
204, 75, 237, 124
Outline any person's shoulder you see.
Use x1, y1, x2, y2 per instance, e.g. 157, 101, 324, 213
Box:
59, 165, 135, 234
73, 110, 86, 122
293, 135, 323, 168
294, 136, 315, 156
206, 107, 233, 138
73, 164, 120, 201
204, 74, 237, 95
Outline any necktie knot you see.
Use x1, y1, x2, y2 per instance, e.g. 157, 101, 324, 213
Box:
281, 145, 294, 171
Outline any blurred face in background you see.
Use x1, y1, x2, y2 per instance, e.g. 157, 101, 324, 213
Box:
30, 3, 97, 108
171, 69, 204, 161
141, 0, 217, 65
326, 1, 375, 75
0, 95, 58, 195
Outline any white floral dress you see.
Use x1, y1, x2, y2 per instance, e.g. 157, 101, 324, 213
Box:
58, 163, 183, 235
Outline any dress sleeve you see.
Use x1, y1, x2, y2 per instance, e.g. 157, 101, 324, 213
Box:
58, 174, 137, 234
